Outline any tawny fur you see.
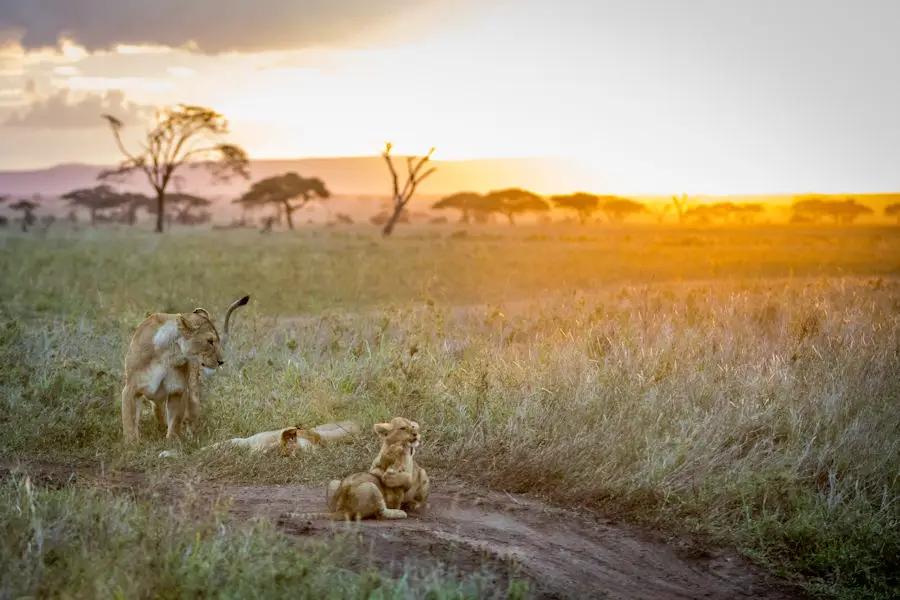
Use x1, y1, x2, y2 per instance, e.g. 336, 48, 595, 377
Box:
287, 417, 426, 522
120, 295, 249, 443
158, 420, 361, 458
370, 417, 431, 512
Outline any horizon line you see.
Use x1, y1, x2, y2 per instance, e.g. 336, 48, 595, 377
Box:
2, 156, 899, 199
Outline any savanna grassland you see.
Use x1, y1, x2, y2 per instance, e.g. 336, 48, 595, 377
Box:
1, 223, 899, 599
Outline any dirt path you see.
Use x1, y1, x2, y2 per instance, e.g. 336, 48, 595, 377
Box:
181, 478, 806, 600
2, 461, 805, 600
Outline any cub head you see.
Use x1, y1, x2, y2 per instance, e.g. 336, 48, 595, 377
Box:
177, 308, 223, 373
374, 417, 421, 450
279, 427, 299, 456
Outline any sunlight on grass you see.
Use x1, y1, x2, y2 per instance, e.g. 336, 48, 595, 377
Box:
1, 225, 899, 599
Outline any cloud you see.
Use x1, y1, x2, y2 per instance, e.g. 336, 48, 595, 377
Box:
3, 87, 152, 128
0, 0, 479, 54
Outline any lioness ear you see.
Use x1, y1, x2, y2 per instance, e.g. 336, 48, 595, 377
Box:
177, 314, 198, 332
192, 308, 211, 320
373, 422, 392, 437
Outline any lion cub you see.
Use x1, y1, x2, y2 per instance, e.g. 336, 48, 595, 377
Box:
370, 439, 415, 509
286, 416, 425, 522
370, 417, 430, 512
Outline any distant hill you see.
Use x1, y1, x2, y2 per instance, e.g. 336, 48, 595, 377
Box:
0, 156, 594, 199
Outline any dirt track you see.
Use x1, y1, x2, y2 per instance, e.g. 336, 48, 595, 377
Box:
2, 462, 806, 600
199, 478, 804, 600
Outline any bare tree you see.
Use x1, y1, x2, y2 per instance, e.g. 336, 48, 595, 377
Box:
671, 194, 694, 224
99, 104, 250, 233
380, 142, 436, 237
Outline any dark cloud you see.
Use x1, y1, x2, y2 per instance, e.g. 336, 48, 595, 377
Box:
0, 0, 476, 54
3, 87, 152, 129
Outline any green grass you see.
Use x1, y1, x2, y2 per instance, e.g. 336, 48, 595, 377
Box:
2, 224, 900, 599
0, 473, 523, 599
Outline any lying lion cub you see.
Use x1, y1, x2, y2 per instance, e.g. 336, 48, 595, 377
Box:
121, 295, 249, 443
158, 420, 360, 458
286, 416, 426, 521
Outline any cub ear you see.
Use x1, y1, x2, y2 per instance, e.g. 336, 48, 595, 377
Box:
192, 308, 211, 320
373, 422, 392, 437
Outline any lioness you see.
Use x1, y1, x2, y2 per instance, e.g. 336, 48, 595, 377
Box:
286, 417, 424, 521
121, 295, 249, 443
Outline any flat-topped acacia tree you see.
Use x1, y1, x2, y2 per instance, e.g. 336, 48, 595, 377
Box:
233, 172, 331, 230
99, 104, 250, 233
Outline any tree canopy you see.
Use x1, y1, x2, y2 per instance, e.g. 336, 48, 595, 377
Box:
483, 188, 549, 225
99, 103, 249, 233
791, 197, 873, 225
599, 196, 648, 223
550, 192, 601, 224
233, 172, 330, 230
432, 191, 485, 223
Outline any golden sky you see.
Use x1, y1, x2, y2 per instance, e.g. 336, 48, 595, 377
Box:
1, 0, 899, 195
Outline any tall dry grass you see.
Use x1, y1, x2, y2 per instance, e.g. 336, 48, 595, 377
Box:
1, 225, 899, 598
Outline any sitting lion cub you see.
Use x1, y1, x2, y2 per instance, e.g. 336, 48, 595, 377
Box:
286, 417, 423, 521
121, 295, 248, 443
369, 439, 415, 509
371, 417, 431, 512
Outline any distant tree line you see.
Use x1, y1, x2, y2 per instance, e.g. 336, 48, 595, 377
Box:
1, 101, 896, 236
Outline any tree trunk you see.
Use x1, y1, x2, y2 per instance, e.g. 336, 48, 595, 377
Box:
505, 211, 515, 226
382, 208, 402, 237
283, 200, 295, 230
155, 190, 165, 233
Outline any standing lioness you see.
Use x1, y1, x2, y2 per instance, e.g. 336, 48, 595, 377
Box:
121, 295, 248, 442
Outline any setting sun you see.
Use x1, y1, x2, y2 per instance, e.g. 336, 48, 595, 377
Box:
2, 0, 898, 196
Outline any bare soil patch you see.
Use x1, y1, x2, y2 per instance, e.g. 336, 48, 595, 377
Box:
1, 460, 808, 600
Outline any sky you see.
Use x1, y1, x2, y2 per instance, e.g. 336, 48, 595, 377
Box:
0, 0, 898, 195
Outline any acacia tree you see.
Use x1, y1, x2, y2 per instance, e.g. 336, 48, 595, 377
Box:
791, 197, 873, 224
99, 104, 250, 233
381, 142, 436, 237
10, 199, 37, 232
484, 188, 549, 225
62, 184, 127, 226
233, 172, 330, 230
600, 196, 648, 223
550, 192, 600, 224
432, 191, 483, 223
884, 203, 900, 224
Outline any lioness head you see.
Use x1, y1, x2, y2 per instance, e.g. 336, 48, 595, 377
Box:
374, 417, 421, 449
177, 308, 224, 373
